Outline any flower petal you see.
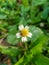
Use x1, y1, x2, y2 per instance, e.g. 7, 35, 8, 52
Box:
25, 26, 29, 29
22, 37, 27, 42
16, 33, 21, 38
27, 32, 32, 38
19, 24, 24, 31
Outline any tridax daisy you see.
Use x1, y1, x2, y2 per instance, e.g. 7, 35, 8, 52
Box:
16, 24, 32, 42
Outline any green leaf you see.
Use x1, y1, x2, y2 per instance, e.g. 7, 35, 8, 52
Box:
8, 25, 17, 34
34, 54, 49, 65
22, 0, 29, 7
0, 14, 7, 19
0, 46, 20, 56
41, 8, 49, 19
7, 34, 19, 45
32, 0, 47, 7
29, 26, 43, 42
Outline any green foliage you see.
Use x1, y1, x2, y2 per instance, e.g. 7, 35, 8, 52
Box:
0, 0, 49, 65
15, 35, 47, 65
34, 54, 49, 65
0, 46, 20, 56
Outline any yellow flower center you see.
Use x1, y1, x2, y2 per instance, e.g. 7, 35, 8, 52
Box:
21, 28, 29, 37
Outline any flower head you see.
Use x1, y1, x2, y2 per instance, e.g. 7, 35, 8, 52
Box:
16, 24, 32, 42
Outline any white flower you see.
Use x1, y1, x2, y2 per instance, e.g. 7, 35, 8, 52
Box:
16, 24, 32, 42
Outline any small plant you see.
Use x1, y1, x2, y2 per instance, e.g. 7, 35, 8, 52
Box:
0, 0, 49, 65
